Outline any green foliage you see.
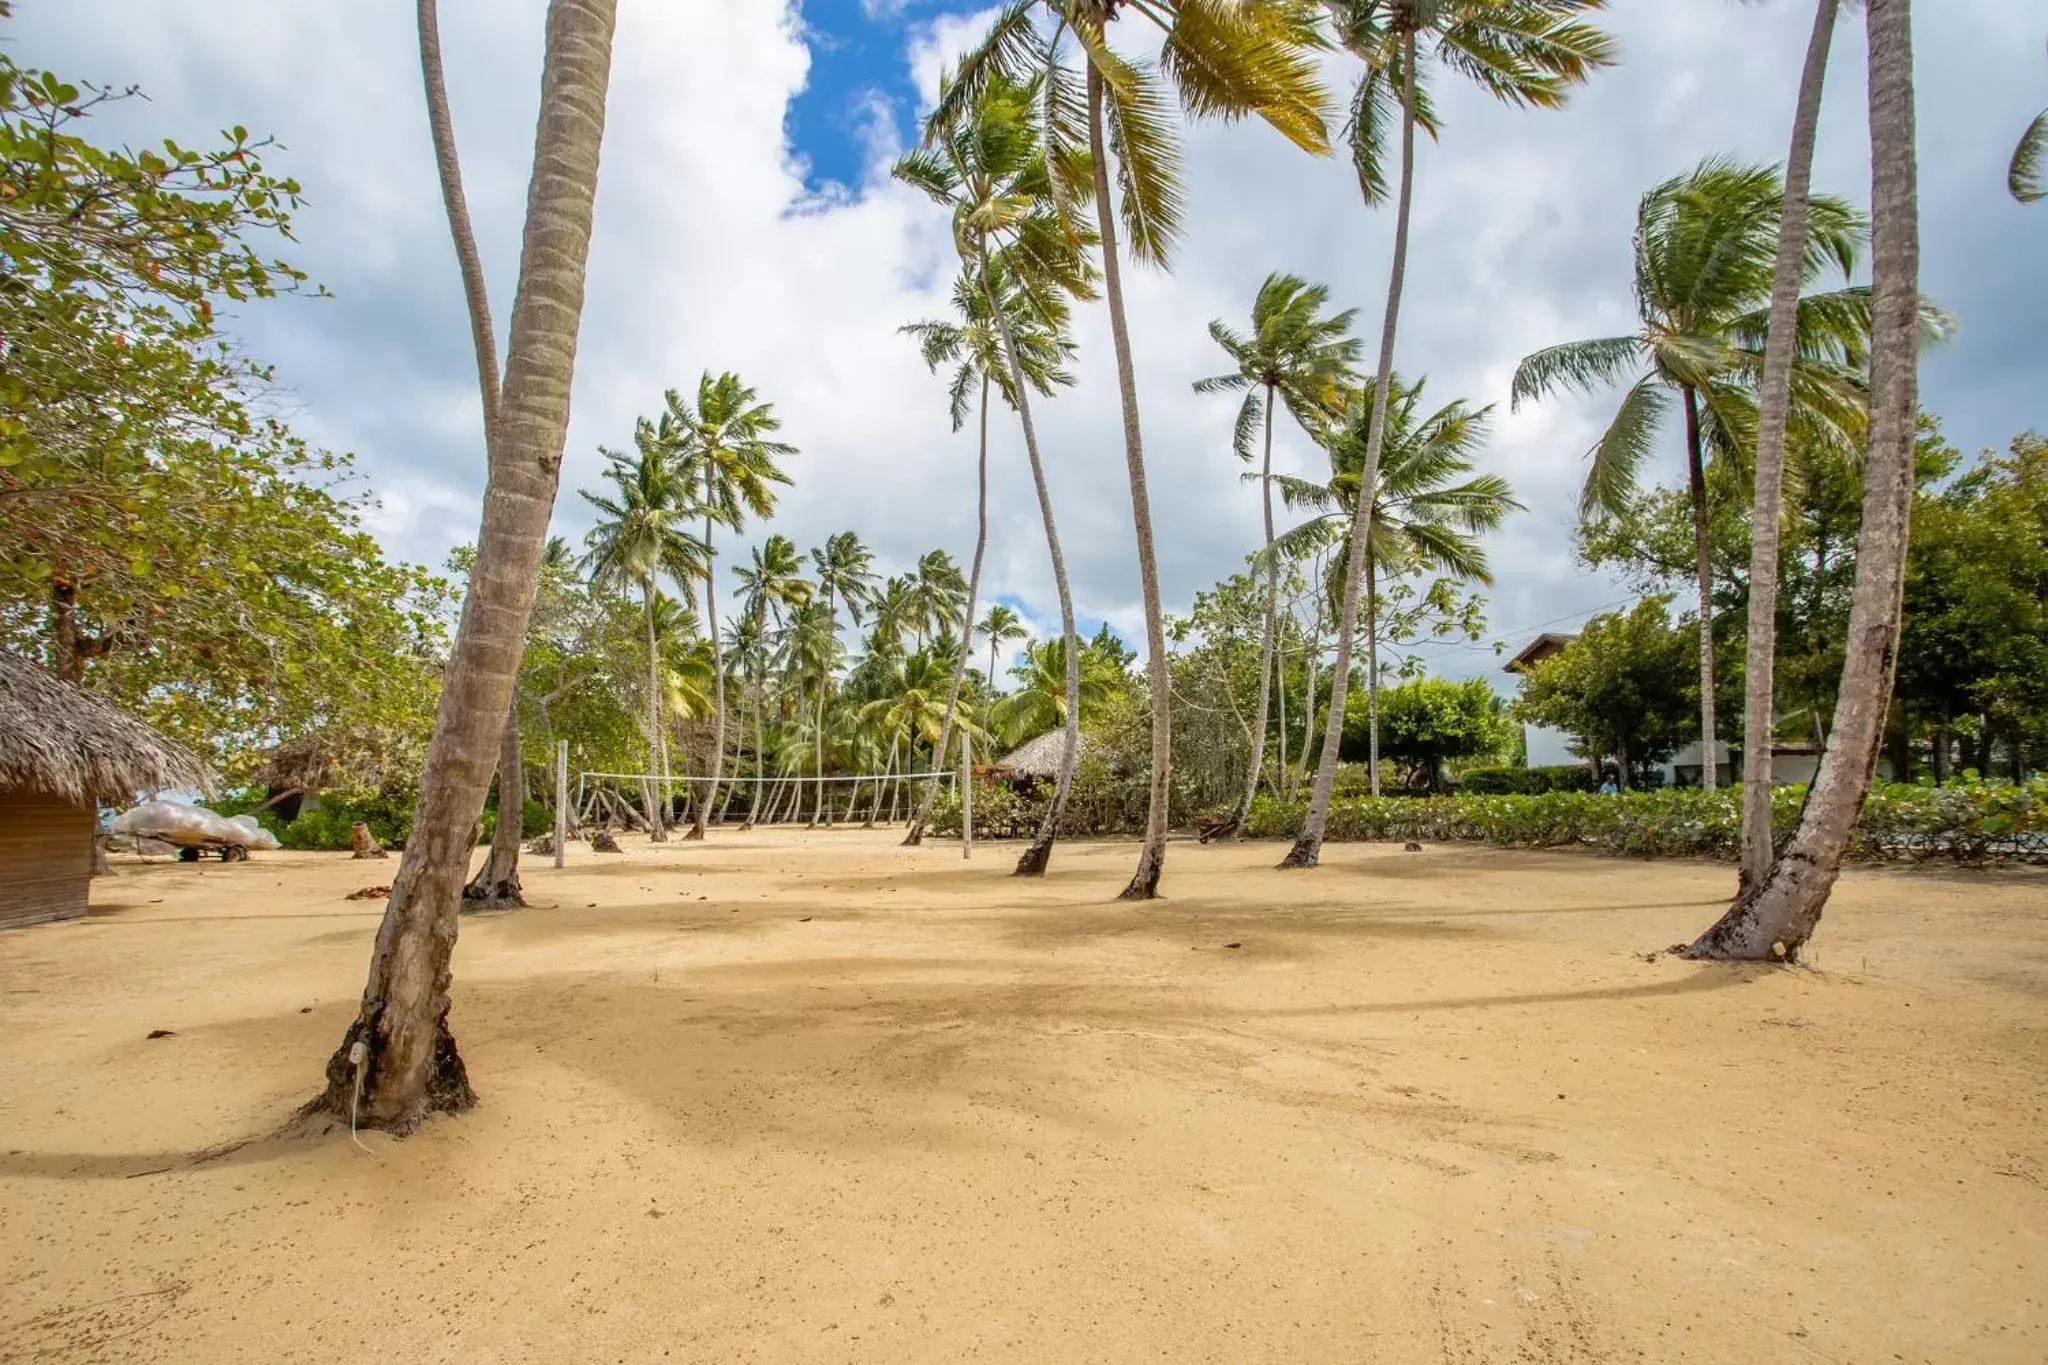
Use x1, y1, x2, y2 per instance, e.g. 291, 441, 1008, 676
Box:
1513, 598, 1699, 779
279, 787, 419, 852
1345, 675, 1510, 789
1458, 764, 1596, 795
1243, 779, 2048, 866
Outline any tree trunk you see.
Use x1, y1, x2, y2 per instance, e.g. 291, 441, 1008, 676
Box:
311, 0, 616, 1133
1087, 65, 1172, 901
463, 698, 526, 908
640, 582, 669, 840
689, 488, 724, 840
885, 733, 902, 824
980, 276, 1079, 879
1229, 382, 1281, 835
1681, 384, 1720, 790
1282, 35, 1416, 869
1617, 734, 1630, 791
907, 373, 990, 844
1366, 557, 1381, 798
1683, 0, 1918, 963
1274, 633, 1290, 798
1740, 0, 1840, 886
1931, 725, 1948, 786
813, 588, 833, 828
962, 729, 975, 858
1295, 598, 1320, 803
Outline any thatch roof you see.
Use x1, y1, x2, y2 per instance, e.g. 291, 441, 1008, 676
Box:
996, 729, 1090, 779
0, 650, 210, 804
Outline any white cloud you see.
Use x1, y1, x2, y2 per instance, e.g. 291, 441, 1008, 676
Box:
17, 0, 2046, 688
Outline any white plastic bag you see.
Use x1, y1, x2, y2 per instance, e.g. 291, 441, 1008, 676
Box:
112, 800, 280, 851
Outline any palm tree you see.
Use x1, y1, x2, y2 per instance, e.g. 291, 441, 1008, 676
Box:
669, 372, 796, 839
939, 0, 1335, 898
1196, 272, 1360, 831
2012, 37, 2046, 203
809, 532, 879, 825
580, 417, 709, 840
896, 65, 1095, 878
907, 549, 968, 650
978, 604, 1029, 693
1513, 157, 1876, 794
733, 533, 810, 828
1285, 0, 1615, 871
898, 266, 1078, 847
1737, 0, 1845, 886
1685, 0, 1920, 960
1269, 376, 1518, 794
783, 597, 845, 826
990, 636, 1117, 747
317, 0, 619, 1132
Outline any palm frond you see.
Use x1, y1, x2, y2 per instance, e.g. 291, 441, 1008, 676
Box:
1510, 336, 1641, 407
1579, 374, 1668, 521
2013, 109, 2048, 204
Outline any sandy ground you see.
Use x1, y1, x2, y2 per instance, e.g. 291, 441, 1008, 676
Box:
1, 830, 2044, 1364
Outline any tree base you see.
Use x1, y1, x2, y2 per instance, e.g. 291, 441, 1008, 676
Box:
1118, 845, 1163, 900
306, 1012, 476, 1138
682, 824, 705, 841
590, 830, 622, 853
900, 826, 925, 847
1276, 836, 1320, 870
1013, 840, 1052, 877
461, 877, 526, 911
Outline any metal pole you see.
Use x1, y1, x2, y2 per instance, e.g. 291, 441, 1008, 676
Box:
554, 740, 568, 869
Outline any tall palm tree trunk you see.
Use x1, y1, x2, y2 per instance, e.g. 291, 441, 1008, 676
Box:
906, 373, 990, 845
1684, 0, 1918, 962
743, 667, 765, 829
312, 0, 616, 1133
1088, 65, 1171, 901
1229, 384, 1281, 833
813, 588, 834, 828
1275, 633, 1289, 798
980, 270, 1079, 878
1681, 384, 1720, 790
1741, 0, 1841, 885
641, 582, 669, 840
690, 491, 725, 839
465, 699, 526, 907
1366, 557, 1381, 797
885, 733, 903, 823
1282, 37, 1416, 870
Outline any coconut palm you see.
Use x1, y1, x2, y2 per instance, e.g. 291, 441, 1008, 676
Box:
319, 0, 618, 1132
732, 533, 810, 828
898, 266, 1078, 850
907, 550, 969, 650
978, 603, 1029, 691
782, 597, 844, 826
938, 0, 1335, 898
580, 418, 709, 840
2012, 37, 2046, 204
990, 636, 1119, 747
808, 532, 879, 824
1685, 0, 1921, 960
1737, 0, 1846, 885
1195, 272, 1361, 831
1285, 0, 1616, 871
896, 65, 1095, 877
668, 372, 796, 839
1267, 376, 1518, 794
1513, 157, 1879, 794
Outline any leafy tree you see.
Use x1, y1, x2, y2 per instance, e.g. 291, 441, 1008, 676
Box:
732, 532, 810, 825
1350, 676, 1510, 792
1196, 272, 1360, 832
1288, 0, 1616, 871
807, 533, 877, 824
976, 603, 1029, 693
990, 635, 1125, 747
1513, 598, 1698, 788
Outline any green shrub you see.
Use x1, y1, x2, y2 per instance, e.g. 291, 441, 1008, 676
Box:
1245, 779, 2048, 865
1457, 764, 1596, 796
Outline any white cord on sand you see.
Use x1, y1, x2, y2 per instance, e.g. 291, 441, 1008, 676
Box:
347, 1039, 375, 1156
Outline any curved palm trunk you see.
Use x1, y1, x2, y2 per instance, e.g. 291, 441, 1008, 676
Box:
1740, 0, 1840, 885
1274, 632, 1289, 798
1283, 37, 1416, 869
690, 500, 725, 840
906, 373, 990, 845
312, 0, 616, 1133
1086, 66, 1172, 901
1685, 0, 1918, 962
982, 276, 1080, 878
1366, 557, 1381, 797
1681, 385, 1720, 790
641, 582, 669, 840
1228, 385, 1281, 834
813, 590, 834, 828
464, 698, 527, 907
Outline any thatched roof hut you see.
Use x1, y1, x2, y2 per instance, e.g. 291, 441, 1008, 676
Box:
994, 730, 1091, 781
0, 649, 209, 929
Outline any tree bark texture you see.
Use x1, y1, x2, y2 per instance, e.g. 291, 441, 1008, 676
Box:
1684, 0, 1917, 962
1087, 65, 1171, 900
1681, 385, 1720, 790
312, 0, 616, 1133
689, 489, 724, 840
464, 697, 527, 908
1229, 384, 1281, 834
1282, 36, 1416, 869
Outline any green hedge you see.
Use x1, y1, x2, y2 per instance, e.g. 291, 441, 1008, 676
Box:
1242, 779, 2048, 865
1458, 764, 1597, 795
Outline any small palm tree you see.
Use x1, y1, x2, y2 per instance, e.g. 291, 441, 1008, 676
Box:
732, 532, 811, 827
1268, 375, 1519, 793
782, 596, 845, 827
990, 636, 1118, 747
977, 603, 1029, 691
808, 532, 878, 824
1286, 0, 1617, 871
907, 549, 969, 650
938, 0, 1335, 898
580, 418, 708, 839
668, 371, 796, 838
1196, 272, 1361, 830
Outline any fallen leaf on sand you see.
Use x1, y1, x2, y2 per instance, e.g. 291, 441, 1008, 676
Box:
345, 885, 391, 900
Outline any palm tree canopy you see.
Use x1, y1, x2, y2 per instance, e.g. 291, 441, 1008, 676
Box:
930, 0, 1334, 265
578, 417, 709, 592
1195, 270, 1363, 459
812, 531, 881, 624
901, 262, 1079, 430
1265, 374, 1519, 597
668, 371, 797, 536
1327, 0, 1618, 206
733, 532, 812, 628
909, 548, 970, 639
977, 602, 1030, 658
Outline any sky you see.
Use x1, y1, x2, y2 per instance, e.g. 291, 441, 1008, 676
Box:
15, 0, 2046, 690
